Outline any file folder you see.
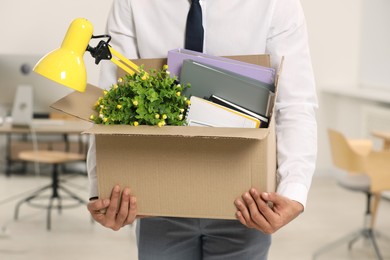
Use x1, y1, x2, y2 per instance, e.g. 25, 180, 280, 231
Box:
180, 59, 274, 117
168, 48, 275, 85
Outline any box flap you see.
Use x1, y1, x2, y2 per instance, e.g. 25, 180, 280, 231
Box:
84, 124, 269, 140
50, 84, 102, 122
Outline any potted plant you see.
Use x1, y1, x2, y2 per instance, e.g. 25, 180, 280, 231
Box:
90, 65, 191, 127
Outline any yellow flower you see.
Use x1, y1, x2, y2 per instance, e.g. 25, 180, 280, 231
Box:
103, 90, 108, 95
178, 114, 183, 120
163, 64, 168, 70
186, 100, 191, 106
90, 114, 95, 120
103, 117, 108, 123
179, 108, 184, 113
117, 77, 123, 83
133, 121, 139, 126
95, 98, 102, 107
113, 84, 118, 89
133, 100, 138, 106
157, 121, 166, 127
176, 91, 181, 97
162, 114, 167, 120
141, 75, 147, 81
155, 114, 160, 119
117, 104, 122, 109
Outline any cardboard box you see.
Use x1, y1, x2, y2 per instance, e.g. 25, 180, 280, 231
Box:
51, 55, 278, 219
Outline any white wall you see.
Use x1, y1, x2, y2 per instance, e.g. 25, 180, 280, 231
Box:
359, 0, 390, 90
301, 0, 363, 88
0, 0, 114, 85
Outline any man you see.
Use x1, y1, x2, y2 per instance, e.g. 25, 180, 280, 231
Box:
87, 0, 317, 259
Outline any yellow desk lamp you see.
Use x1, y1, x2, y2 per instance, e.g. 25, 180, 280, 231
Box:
33, 18, 140, 92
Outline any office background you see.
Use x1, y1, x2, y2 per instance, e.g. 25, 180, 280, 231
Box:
2, 0, 390, 176
0, 0, 389, 259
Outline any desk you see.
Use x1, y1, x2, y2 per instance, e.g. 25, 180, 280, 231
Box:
371, 131, 390, 150
0, 119, 92, 176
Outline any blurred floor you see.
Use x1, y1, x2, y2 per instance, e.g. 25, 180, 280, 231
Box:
0, 172, 389, 260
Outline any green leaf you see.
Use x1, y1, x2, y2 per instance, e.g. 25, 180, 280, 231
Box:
92, 65, 190, 126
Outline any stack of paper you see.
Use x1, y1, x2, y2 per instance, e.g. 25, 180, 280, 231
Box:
209, 95, 269, 127
186, 96, 260, 128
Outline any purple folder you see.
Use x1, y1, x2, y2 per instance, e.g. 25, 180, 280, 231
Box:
167, 48, 275, 85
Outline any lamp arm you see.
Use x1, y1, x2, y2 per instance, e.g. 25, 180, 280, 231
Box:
108, 46, 140, 76
87, 35, 140, 76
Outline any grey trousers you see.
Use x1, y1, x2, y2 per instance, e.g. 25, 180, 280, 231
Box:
136, 217, 271, 260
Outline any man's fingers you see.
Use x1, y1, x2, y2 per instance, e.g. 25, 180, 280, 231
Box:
242, 192, 269, 229
235, 190, 305, 234
234, 198, 251, 226
261, 192, 286, 208
235, 210, 247, 226
105, 185, 121, 219
87, 198, 110, 213
87, 199, 110, 224
126, 196, 137, 224
116, 188, 131, 225
86, 185, 138, 230
250, 189, 275, 221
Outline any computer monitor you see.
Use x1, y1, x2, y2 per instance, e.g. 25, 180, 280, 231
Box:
11, 85, 33, 127
0, 54, 72, 117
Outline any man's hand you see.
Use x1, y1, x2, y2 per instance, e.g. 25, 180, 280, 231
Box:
87, 185, 137, 231
234, 188, 304, 234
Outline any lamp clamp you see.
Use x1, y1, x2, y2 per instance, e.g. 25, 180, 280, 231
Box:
87, 35, 112, 65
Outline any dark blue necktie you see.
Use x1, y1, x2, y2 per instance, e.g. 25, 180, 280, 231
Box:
185, 0, 204, 52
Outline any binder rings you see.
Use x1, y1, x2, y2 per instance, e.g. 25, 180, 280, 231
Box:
186, 96, 260, 128
180, 59, 274, 117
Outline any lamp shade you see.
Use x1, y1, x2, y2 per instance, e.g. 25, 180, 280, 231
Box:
34, 18, 94, 92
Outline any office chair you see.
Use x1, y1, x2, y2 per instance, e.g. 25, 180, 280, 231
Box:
13, 149, 87, 230
313, 129, 386, 260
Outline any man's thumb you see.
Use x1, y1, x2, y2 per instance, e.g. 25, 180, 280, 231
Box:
261, 192, 280, 203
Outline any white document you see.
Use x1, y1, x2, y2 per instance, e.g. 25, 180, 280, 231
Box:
186, 96, 260, 128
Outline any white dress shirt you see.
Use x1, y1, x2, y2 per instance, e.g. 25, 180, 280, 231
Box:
88, 0, 318, 208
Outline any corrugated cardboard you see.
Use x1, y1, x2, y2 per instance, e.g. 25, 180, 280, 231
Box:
51, 54, 278, 219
